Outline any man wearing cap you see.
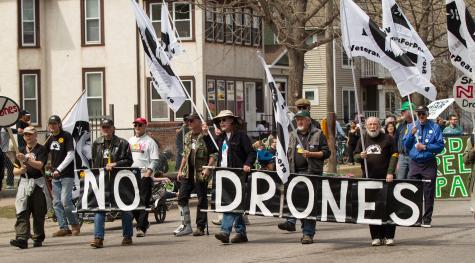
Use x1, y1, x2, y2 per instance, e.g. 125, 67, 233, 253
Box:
395, 102, 415, 180
293, 98, 321, 130
212, 110, 256, 244
128, 117, 161, 237
175, 113, 216, 237
285, 110, 330, 244
90, 118, 134, 248
16, 110, 31, 149
45, 115, 81, 237
10, 127, 48, 249
403, 106, 444, 227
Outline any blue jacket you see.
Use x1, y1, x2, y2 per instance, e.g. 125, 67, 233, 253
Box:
403, 119, 444, 163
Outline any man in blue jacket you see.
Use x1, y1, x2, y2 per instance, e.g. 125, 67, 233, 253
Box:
403, 106, 444, 227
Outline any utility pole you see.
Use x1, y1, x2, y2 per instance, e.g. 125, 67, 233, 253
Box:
326, 0, 337, 174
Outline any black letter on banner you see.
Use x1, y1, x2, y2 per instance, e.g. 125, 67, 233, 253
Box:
246, 171, 282, 217
110, 168, 144, 211
282, 174, 318, 219
214, 168, 245, 212
78, 169, 108, 212
387, 181, 422, 226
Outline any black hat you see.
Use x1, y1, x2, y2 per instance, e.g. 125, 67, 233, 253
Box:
19, 110, 31, 117
415, 105, 429, 113
48, 115, 61, 124
184, 113, 200, 121
100, 118, 114, 127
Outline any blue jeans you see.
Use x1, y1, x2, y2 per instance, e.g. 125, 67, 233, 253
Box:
301, 219, 316, 236
94, 212, 133, 239
220, 212, 246, 235
52, 178, 78, 229
396, 154, 411, 180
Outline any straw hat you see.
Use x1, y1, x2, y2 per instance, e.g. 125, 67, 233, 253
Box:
213, 110, 240, 125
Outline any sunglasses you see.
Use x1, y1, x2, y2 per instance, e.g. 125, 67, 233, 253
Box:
417, 112, 427, 116
220, 118, 231, 123
297, 106, 310, 110
185, 119, 195, 123
133, 123, 144, 127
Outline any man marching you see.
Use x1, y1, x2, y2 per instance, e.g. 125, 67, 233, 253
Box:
46, 115, 81, 237
175, 113, 216, 236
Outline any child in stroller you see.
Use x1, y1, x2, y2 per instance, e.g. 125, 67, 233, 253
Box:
151, 175, 177, 223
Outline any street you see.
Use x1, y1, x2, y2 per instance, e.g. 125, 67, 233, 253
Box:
0, 199, 474, 263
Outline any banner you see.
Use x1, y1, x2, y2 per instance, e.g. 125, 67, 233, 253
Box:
340, 0, 436, 101
212, 168, 424, 226
427, 98, 455, 119
160, 0, 183, 59
436, 135, 472, 199
77, 168, 145, 212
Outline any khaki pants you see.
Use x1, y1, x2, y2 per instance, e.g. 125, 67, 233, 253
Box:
14, 186, 47, 241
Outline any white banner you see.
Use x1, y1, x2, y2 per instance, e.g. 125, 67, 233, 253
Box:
161, 0, 183, 59
427, 98, 455, 119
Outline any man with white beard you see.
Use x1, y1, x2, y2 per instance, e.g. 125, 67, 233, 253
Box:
354, 117, 399, 246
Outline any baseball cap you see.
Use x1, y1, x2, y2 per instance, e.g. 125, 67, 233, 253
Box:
400, 101, 416, 112
133, 117, 148, 125
23, 126, 37, 134
20, 110, 31, 117
415, 105, 429, 113
100, 118, 114, 127
48, 115, 61, 124
294, 110, 311, 118
184, 113, 200, 121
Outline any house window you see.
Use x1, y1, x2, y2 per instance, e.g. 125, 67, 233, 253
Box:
236, 81, 244, 117
150, 3, 162, 36
342, 49, 352, 68
243, 9, 252, 45
83, 69, 105, 118
215, 8, 224, 42
252, 15, 261, 46
304, 88, 319, 105
174, 79, 193, 120
343, 88, 356, 124
20, 0, 38, 47
255, 82, 264, 112
385, 91, 397, 114
82, 0, 103, 45
173, 2, 192, 39
225, 8, 233, 43
226, 81, 235, 111
207, 79, 216, 116
234, 9, 242, 44
217, 80, 226, 113
205, 8, 214, 41
20, 70, 40, 125
149, 81, 170, 121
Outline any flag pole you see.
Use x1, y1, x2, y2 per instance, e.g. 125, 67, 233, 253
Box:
341, 0, 369, 178
406, 95, 420, 143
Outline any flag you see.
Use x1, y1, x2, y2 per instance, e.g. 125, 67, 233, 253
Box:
161, 0, 183, 59
446, 0, 475, 79
62, 92, 92, 198
131, 0, 187, 112
340, 0, 437, 101
382, 0, 434, 80
427, 98, 455, 119
257, 52, 290, 183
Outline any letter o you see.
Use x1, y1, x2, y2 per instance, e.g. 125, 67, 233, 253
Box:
286, 176, 314, 219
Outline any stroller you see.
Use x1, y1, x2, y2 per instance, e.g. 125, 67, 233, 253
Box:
150, 181, 176, 223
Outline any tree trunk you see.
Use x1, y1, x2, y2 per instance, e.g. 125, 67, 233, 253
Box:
287, 48, 306, 107
326, 0, 337, 174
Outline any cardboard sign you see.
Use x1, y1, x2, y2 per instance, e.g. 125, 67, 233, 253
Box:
427, 98, 455, 119
453, 76, 475, 113
0, 96, 20, 128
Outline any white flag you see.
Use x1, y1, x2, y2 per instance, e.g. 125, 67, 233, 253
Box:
257, 52, 290, 183
62, 92, 92, 198
341, 0, 437, 101
161, 0, 183, 59
446, 0, 475, 79
131, 0, 187, 112
382, 0, 434, 80
427, 98, 455, 120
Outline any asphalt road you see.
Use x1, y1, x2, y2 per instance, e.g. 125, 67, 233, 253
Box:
0, 199, 474, 263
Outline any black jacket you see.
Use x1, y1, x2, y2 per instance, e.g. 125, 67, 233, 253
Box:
92, 135, 133, 169
209, 130, 256, 169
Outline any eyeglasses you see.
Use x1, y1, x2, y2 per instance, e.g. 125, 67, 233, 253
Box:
133, 124, 144, 127
417, 112, 427, 116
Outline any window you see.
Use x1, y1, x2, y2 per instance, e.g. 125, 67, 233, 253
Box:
207, 78, 258, 118
150, 3, 162, 36
217, 80, 226, 113
255, 82, 264, 112
148, 78, 194, 121
215, 8, 224, 42
385, 91, 397, 114
234, 9, 242, 44
304, 88, 319, 105
252, 15, 261, 46
243, 9, 252, 45
173, 2, 192, 40
205, 8, 214, 41
343, 88, 356, 123
225, 9, 233, 43
226, 81, 235, 111
342, 49, 352, 68
82, 0, 104, 45
20, 70, 40, 125
174, 80, 193, 120
236, 81, 244, 117
83, 69, 105, 118
207, 79, 217, 116
19, 0, 39, 47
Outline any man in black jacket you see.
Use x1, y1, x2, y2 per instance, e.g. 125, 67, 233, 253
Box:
211, 110, 256, 244
90, 119, 134, 249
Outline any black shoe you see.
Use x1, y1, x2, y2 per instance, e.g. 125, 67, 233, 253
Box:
230, 233, 248, 243
301, 235, 314, 244
277, 221, 296, 232
10, 239, 28, 249
214, 232, 230, 243
33, 241, 42, 248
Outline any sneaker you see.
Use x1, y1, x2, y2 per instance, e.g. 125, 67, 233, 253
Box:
121, 237, 133, 246
371, 239, 382, 246
90, 238, 103, 248
174, 224, 185, 235
384, 238, 395, 246
212, 219, 222, 225
301, 235, 313, 244
193, 228, 205, 236
71, 224, 81, 236
277, 221, 296, 232
421, 223, 432, 228
10, 239, 28, 249
5, 185, 14, 190
214, 232, 230, 243
52, 229, 72, 237
136, 229, 145, 237
33, 241, 42, 248
175, 224, 192, 237
230, 233, 248, 243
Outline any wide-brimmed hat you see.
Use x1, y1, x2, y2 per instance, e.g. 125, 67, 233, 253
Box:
213, 110, 239, 125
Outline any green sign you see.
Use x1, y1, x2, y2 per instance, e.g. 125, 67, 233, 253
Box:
436, 135, 472, 199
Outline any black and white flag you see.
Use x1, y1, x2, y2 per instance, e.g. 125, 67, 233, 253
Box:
62, 92, 92, 198
161, 0, 183, 59
382, 0, 434, 81
446, 0, 475, 79
131, 0, 187, 112
257, 52, 290, 183
341, 0, 437, 101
